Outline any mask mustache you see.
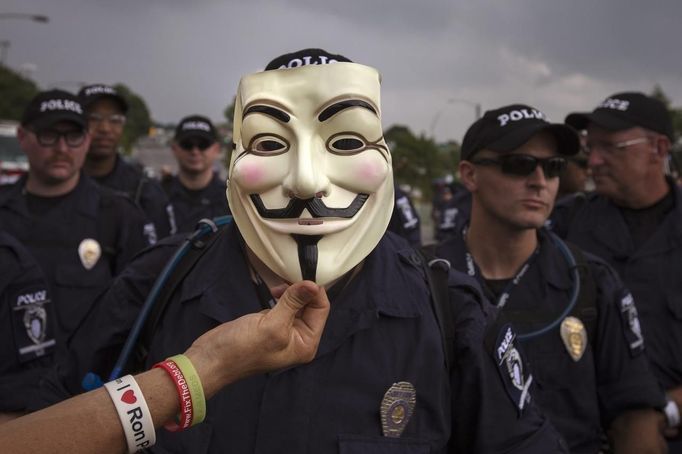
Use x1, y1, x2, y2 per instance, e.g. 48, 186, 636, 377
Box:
250, 193, 369, 219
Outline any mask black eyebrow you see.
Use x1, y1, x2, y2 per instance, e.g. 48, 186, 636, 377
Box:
243, 105, 290, 123
318, 100, 377, 122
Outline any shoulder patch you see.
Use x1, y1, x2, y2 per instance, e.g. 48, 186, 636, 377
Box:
395, 195, 419, 230
7, 282, 55, 362
493, 324, 533, 414
618, 290, 644, 356
143, 222, 158, 246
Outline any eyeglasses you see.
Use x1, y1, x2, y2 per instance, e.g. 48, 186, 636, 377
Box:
29, 128, 86, 147
179, 138, 214, 151
471, 154, 567, 178
88, 113, 126, 127
584, 137, 651, 156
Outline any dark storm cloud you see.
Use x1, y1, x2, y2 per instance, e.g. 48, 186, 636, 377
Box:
2, 0, 680, 141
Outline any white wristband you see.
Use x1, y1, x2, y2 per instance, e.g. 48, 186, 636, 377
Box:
664, 397, 681, 429
104, 375, 156, 453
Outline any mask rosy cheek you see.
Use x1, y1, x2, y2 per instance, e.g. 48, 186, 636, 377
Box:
234, 162, 267, 190
356, 160, 388, 187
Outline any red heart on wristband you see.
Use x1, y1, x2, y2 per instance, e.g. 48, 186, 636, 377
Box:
121, 389, 137, 404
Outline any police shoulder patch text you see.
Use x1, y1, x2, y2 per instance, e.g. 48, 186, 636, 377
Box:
494, 324, 533, 413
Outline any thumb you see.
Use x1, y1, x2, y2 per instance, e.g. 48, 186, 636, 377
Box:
269, 281, 321, 322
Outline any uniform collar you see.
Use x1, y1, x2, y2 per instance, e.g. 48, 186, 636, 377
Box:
180, 227, 425, 360
0, 172, 99, 220
535, 229, 572, 291
574, 182, 682, 258
436, 227, 572, 293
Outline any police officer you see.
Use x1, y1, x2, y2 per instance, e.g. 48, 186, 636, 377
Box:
0, 90, 152, 362
0, 230, 54, 422
36, 50, 568, 453
557, 136, 590, 200
436, 104, 667, 453
387, 183, 421, 246
162, 115, 230, 233
434, 186, 471, 242
553, 92, 682, 450
78, 84, 176, 243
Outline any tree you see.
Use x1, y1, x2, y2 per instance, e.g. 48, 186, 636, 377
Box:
385, 124, 458, 201
223, 95, 236, 130
0, 64, 39, 120
650, 84, 682, 141
113, 83, 152, 154
650, 85, 682, 178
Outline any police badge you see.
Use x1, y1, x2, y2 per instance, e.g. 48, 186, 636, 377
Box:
560, 316, 587, 362
380, 381, 416, 438
78, 238, 101, 270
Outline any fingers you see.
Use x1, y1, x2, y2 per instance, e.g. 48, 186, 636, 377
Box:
296, 284, 330, 336
270, 284, 290, 299
268, 281, 330, 335
270, 281, 323, 317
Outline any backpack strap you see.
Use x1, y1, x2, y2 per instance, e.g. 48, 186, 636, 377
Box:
417, 248, 455, 370
133, 224, 227, 367
133, 173, 148, 207
96, 190, 122, 268
565, 241, 598, 343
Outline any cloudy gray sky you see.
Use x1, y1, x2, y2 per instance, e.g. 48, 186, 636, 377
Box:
3, 0, 681, 142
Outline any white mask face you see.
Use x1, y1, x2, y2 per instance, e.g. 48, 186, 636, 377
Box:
228, 62, 394, 286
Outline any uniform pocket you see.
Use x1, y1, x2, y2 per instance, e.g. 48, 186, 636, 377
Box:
53, 264, 112, 334
338, 434, 431, 454
54, 263, 111, 287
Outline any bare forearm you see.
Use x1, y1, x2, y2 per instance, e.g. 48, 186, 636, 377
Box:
0, 281, 329, 453
0, 369, 178, 454
610, 409, 667, 454
0, 411, 24, 425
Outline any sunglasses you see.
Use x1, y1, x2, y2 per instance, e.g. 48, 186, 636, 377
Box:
179, 138, 214, 151
471, 154, 567, 178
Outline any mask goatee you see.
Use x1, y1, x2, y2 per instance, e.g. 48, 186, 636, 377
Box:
291, 234, 322, 281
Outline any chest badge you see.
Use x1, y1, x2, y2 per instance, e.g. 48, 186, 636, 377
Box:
78, 238, 102, 270
380, 381, 416, 438
560, 316, 587, 362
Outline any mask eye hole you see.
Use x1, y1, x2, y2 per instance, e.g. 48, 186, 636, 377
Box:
327, 134, 367, 155
248, 134, 289, 156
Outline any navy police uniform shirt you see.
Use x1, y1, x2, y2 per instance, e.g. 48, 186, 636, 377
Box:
161, 174, 230, 234
434, 190, 471, 243
552, 186, 682, 392
92, 155, 176, 242
387, 185, 421, 247
436, 228, 665, 454
0, 230, 54, 412
0, 174, 152, 361
39, 224, 567, 453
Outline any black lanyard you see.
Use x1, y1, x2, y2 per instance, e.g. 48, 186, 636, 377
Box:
462, 227, 539, 309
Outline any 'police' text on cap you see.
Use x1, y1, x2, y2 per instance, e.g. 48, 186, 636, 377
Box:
461, 104, 579, 160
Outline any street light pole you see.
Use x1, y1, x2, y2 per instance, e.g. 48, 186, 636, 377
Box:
0, 12, 49, 67
0, 13, 49, 23
429, 98, 482, 139
0, 40, 9, 65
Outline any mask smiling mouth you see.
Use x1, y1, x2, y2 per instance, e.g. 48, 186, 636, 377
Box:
298, 219, 323, 225
249, 193, 369, 219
